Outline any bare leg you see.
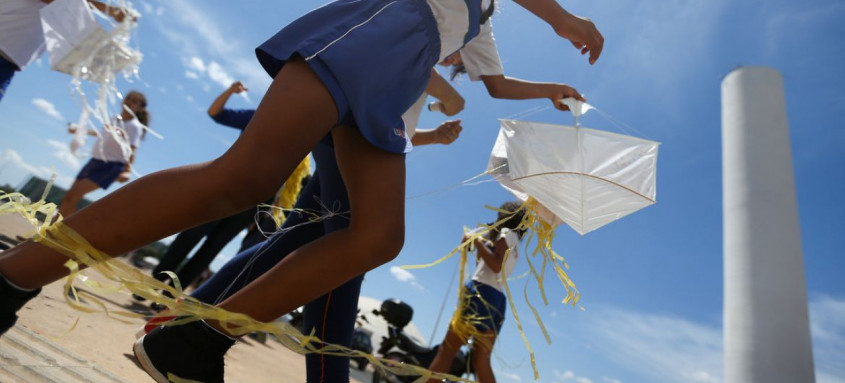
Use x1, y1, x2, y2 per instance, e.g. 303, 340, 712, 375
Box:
471, 330, 498, 383
426, 324, 465, 383
215, 124, 406, 322
0, 57, 337, 289
58, 178, 99, 217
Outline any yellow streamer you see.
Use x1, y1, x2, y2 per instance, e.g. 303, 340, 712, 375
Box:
270, 156, 311, 226
402, 197, 581, 380
0, 190, 475, 383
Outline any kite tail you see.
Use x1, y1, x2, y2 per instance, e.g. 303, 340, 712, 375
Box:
0, 189, 475, 383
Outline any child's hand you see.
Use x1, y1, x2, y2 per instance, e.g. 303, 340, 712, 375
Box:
434, 120, 462, 145
116, 171, 131, 183
556, 13, 604, 65
229, 81, 248, 94
549, 84, 585, 111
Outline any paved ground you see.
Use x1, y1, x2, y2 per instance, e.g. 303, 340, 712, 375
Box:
0, 214, 372, 383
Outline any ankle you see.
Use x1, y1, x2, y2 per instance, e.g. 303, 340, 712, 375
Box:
0, 273, 38, 293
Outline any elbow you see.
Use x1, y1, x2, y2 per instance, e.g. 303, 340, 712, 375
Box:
485, 83, 504, 99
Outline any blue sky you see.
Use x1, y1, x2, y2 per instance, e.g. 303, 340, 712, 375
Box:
1, 0, 844, 382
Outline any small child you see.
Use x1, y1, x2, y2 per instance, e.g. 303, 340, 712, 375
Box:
427, 201, 526, 383
59, 91, 149, 217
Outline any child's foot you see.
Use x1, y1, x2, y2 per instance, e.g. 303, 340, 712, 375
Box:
133, 320, 234, 383
0, 274, 41, 336
135, 309, 176, 339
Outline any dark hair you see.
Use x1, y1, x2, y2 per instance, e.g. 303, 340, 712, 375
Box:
492, 200, 527, 239
449, 64, 467, 81
126, 91, 150, 139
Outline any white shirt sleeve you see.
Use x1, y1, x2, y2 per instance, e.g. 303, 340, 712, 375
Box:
459, 22, 504, 81
124, 119, 144, 148
498, 227, 520, 250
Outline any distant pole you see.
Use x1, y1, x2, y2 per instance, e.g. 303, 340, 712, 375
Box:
722, 67, 815, 383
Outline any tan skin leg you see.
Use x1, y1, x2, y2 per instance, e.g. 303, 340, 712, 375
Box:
58, 178, 100, 217
0, 57, 338, 289
426, 324, 466, 383
215, 123, 406, 322
471, 330, 498, 383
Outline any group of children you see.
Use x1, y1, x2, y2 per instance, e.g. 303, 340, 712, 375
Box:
0, 0, 604, 382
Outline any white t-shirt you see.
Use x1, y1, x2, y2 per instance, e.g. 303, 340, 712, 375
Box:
401, 92, 428, 138
0, 0, 48, 69
425, 0, 496, 62
472, 227, 520, 291
91, 116, 144, 163
460, 22, 504, 81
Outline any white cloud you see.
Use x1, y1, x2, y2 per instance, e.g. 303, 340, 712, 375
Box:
184, 70, 200, 80
206, 61, 235, 89
188, 56, 206, 73
498, 371, 522, 382
31, 98, 65, 121
584, 307, 722, 383
389, 266, 424, 290
186, 95, 194, 103
577, 297, 845, 383
602, 378, 623, 383
554, 369, 595, 383
810, 295, 845, 382
0, 149, 74, 188
149, 3, 271, 98
45, 139, 80, 169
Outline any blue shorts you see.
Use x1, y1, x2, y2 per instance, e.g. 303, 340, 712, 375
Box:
255, 0, 441, 154
464, 280, 507, 334
76, 158, 126, 189
0, 55, 18, 102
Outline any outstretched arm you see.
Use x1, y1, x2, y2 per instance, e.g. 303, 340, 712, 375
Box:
481, 74, 584, 110
424, 69, 464, 116
208, 81, 248, 118
511, 0, 604, 64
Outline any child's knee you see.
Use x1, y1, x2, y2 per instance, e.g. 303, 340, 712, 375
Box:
352, 223, 405, 267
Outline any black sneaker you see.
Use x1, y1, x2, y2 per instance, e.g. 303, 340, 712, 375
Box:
133, 319, 234, 383
0, 274, 41, 336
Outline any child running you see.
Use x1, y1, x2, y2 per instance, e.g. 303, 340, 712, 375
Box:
0, 0, 602, 381
142, 69, 466, 383
58, 91, 149, 217
426, 201, 526, 383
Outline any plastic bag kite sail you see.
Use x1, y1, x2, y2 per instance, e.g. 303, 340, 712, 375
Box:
40, 0, 148, 159
488, 98, 659, 235
40, 0, 141, 83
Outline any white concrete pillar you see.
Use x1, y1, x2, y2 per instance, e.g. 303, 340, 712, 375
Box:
722, 66, 815, 383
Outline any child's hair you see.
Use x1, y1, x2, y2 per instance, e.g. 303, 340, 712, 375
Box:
125, 90, 150, 139
449, 64, 467, 81
491, 200, 527, 239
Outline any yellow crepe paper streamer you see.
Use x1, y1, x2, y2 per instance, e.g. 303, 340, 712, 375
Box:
269, 156, 311, 226
402, 197, 580, 380
0, 190, 476, 383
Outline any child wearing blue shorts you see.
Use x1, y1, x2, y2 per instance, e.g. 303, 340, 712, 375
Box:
58, 91, 149, 217
0, 0, 603, 381
427, 201, 526, 383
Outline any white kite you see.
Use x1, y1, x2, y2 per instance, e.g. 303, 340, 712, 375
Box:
39, 0, 151, 159
488, 98, 659, 235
